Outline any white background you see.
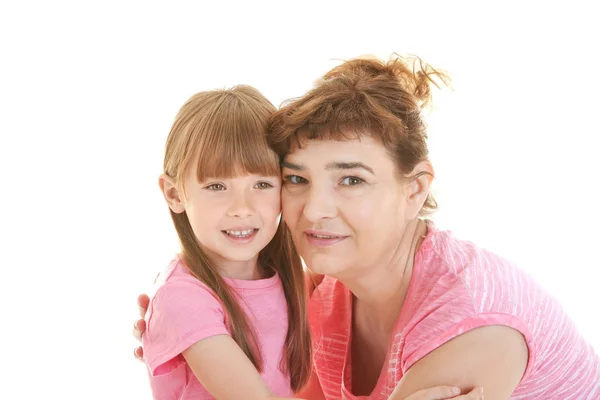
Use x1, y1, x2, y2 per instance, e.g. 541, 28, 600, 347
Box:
1, 1, 598, 399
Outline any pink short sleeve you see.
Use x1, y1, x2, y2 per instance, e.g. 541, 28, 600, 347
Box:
143, 280, 230, 376
401, 312, 536, 383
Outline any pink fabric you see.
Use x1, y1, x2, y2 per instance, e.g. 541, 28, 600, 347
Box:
308, 222, 600, 399
143, 258, 293, 399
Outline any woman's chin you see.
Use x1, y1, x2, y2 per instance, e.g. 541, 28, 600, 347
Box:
298, 241, 356, 276
304, 256, 347, 278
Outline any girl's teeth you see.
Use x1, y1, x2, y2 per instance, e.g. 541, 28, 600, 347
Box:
313, 234, 335, 239
226, 229, 255, 237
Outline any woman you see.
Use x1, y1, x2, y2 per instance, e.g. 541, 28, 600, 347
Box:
134, 55, 600, 399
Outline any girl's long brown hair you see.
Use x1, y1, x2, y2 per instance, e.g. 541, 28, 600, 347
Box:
162, 85, 311, 392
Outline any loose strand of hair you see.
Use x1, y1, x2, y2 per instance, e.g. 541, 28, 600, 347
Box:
172, 211, 264, 371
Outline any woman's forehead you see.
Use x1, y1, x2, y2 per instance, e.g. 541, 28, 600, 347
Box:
283, 136, 397, 175
285, 136, 387, 159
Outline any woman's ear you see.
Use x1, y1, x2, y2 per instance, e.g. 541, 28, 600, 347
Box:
159, 174, 185, 214
405, 161, 434, 220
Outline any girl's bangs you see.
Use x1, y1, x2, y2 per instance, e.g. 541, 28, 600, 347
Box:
192, 106, 280, 182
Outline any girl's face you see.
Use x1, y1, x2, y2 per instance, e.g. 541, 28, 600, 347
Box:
163, 166, 282, 273
280, 136, 422, 279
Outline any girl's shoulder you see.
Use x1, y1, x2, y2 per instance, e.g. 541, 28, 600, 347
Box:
154, 257, 212, 289
150, 257, 223, 314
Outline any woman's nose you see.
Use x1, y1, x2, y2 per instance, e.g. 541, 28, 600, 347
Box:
302, 185, 337, 222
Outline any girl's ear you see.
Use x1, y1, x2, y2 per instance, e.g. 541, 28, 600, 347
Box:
159, 174, 185, 214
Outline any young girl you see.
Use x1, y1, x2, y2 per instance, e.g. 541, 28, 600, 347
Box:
143, 85, 311, 399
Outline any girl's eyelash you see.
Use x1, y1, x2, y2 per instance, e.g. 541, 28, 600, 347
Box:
255, 181, 274, 189
205, 181, 276, 190
205, 183, 225, 191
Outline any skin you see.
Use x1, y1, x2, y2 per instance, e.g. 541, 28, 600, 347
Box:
158, 165, 301, 399
133, 135, 517, 399
134, 295, 483, 400
159, 166, 281, 280
280, 136, 527, 400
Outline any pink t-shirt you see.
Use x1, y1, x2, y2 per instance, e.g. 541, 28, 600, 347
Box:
143, 258, 293, 400
308, 222, 600, 399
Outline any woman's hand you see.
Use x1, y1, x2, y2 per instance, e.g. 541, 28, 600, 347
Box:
132, 293, 150, 361
403, 386, 483, 400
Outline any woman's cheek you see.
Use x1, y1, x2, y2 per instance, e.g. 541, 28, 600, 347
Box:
352, 196, 379, 222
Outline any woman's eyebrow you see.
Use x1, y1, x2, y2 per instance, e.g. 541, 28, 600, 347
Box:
325, 161, 374, 174
281, 161, 305, 171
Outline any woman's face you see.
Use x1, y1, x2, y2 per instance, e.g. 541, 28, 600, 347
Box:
281, 135, 415, 278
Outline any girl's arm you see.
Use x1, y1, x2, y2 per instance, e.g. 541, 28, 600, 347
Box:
387, 325, 528, 400
183, 334, 301, 400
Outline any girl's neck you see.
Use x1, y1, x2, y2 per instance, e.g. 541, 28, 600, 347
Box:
220, 259, 268, 281
198, 248, 267, 281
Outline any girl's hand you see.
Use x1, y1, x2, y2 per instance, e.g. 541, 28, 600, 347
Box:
403, 386, 483, 400
132, 293, 150, 361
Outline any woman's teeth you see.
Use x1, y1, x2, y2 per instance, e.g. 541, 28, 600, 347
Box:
312, 234, 335, 239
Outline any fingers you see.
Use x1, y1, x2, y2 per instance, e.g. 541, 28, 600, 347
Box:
138, 294, 150, 318
133, 318, 146, 341
405, 386, 461, 400
403, 386, 483, 400
133, 346, 145, 362
458, 388, 484, 399
133, 294, 150, 362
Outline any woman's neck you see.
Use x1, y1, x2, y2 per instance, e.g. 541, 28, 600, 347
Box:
345, 218, 427, 330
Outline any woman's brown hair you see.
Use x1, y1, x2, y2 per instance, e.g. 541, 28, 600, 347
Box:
269, 54, 450, 215
163, 85, 311, 392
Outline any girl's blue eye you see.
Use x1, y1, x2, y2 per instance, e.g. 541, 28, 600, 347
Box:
284, 175, 308, 185
255, 181, 274, 189
340, 176, 364, 186
206, 183, 225, 191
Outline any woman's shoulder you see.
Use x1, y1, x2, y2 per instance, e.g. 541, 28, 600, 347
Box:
399, 223, 538, 335
401, 223, 544, 350
419, 222, 533, 295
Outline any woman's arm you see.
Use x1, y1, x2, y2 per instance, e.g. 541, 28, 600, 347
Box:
293, 373, 483, 400
388, 325, 528, 400
183, 334, 301, 400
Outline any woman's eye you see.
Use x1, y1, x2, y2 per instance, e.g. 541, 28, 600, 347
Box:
255, 181, 274, 189
340, 176, 364, 186
206, 183, 225, 191
284, 175, 308, 185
